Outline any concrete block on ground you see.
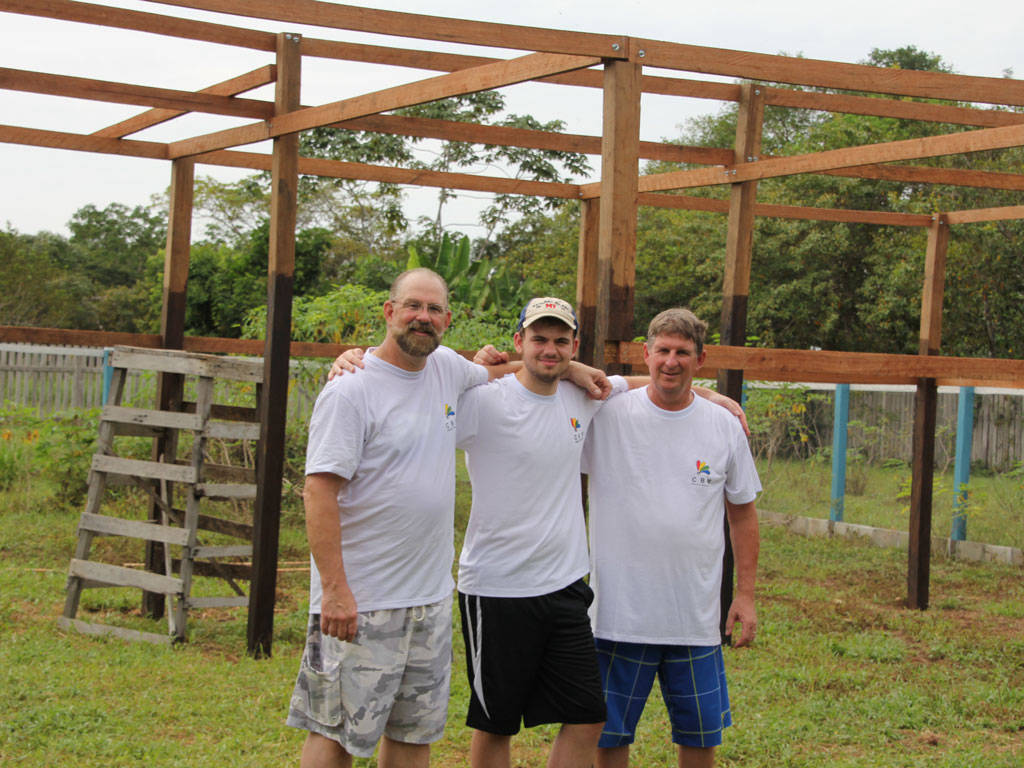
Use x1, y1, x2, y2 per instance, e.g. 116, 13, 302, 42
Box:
758, 510, 1019, 567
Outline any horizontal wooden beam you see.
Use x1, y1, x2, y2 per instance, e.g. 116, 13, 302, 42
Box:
300, 36, 606, 92
0, 66, 273, 119
270, 51, 603, 137
638, 39, 1024, 107
1, 0, 274, 50
611, 342, 1024, 387
945, 205, 1024, 225
166, 121, 269, 159
820, 163, 1024, 192
637, 76, 1024, 130
0, 325, 354, 359
93, 65, 277, 139
639, 157, 1024, 194
3, 325, 1020, 388
332, 113, 729, 165
751, 201, 932, 227
765, 88, 1024, 130
637, 193, 934, 227
0, 122, 580, 195
354, 112, 1022, 191
139, 0, 629, 58
635, 123, 1024, 193
168, 51, 602, 157
0, 123, 168, 158
196, 149, 581, 199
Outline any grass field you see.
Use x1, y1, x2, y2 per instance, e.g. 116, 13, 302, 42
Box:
757, 457, 1024, 551
1, 437, 1022, 766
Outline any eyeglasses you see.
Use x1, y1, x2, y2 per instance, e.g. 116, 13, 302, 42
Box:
398, 299, 447, 317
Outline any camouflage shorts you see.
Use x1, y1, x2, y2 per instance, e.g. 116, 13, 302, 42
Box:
285, 595, 452, 758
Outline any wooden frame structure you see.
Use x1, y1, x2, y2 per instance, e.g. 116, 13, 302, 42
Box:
3, 0, 1024, 654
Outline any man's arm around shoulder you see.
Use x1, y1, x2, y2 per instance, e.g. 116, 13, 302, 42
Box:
304, 472, 358, 642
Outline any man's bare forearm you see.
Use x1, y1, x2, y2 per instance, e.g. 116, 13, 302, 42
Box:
304, 472, 359, 640
727, 499, 759, 599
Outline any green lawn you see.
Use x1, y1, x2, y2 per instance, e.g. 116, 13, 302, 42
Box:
1, 442, 1022, 766
757, 457, 1024, 551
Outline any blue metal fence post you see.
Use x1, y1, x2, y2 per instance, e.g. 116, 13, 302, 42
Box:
830, 384, 850, 522
101, 348, 113, 406
952, 386, 975, 541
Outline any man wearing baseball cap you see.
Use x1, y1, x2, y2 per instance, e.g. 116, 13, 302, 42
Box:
453, 296, 628, 768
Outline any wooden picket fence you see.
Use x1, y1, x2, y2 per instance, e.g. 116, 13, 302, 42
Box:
0, 344, 326, 425
0, 344, 124, 411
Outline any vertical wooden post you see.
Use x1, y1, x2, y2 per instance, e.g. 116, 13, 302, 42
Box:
576, 198, 600, 367
717, 83, 765, 401
717, 84, 764, 641
143, 156, 194, 619
908, 214, 949, 610
160, 158, 196, 354
595, 58, 641, 373
248, 31, 301, 657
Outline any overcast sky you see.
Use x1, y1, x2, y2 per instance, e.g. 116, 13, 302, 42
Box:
1, 0, 1021, 238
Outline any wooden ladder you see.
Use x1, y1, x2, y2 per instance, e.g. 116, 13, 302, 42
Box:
59, 346, 264, 645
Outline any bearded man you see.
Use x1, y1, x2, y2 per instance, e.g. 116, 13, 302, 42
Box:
287, 268, 495, 768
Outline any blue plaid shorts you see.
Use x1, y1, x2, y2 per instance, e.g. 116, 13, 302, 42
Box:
595, 638, 731, 748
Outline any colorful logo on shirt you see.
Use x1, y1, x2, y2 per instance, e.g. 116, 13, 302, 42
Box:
570, 417, 581, 431
569, 416, 584, 443
443, 403, 456, 432
444, 404, 455, 418
691, 459, 713, 487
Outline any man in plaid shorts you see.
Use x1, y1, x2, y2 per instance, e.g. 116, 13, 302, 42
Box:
582, 308, 761, 768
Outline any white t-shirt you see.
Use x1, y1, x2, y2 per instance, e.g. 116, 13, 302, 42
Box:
582, 388, 761, 645
455, 374, 628, 598
304, 346, 488, 613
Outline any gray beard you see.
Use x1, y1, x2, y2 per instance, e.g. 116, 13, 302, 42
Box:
395, 325, 440, 357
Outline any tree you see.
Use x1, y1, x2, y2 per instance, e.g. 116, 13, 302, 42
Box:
178, 221, 336, 338
395, 93, 591, 237
489, 201, 582, 302
0, 228, 74, 327
66, 202, 166, 288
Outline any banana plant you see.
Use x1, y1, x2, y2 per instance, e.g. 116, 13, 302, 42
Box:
407, 232, 534, 312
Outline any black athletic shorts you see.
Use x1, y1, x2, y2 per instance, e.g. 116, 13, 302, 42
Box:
458, 578, 607, 735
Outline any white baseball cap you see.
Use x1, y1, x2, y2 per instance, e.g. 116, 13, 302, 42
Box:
516, 297, 578, 332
